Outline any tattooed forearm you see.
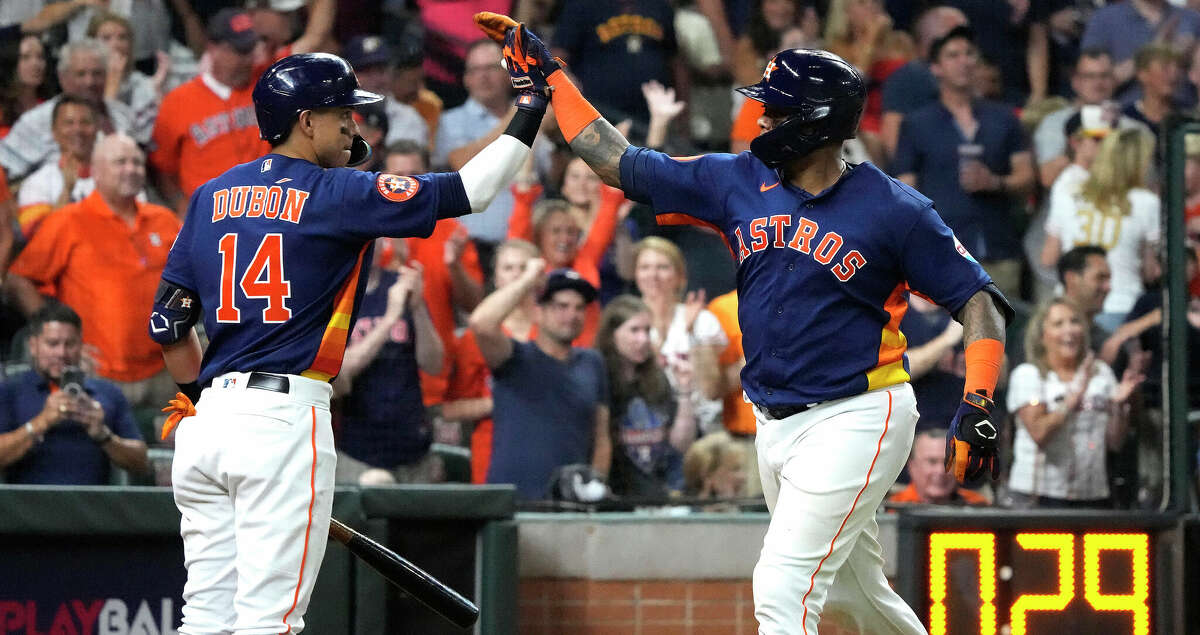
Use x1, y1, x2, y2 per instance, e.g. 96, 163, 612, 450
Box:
568, 118, 631, 188
959, 290, 1007, 345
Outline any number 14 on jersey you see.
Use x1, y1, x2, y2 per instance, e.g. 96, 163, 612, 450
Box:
216, 233, 293, 323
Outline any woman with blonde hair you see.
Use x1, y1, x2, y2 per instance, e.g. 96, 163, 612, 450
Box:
683, 431, 747, 499
1042, 127, 1160, 332
596, 295, 698, 497
633, 237, 726, 431
1005, 298, 1145, 508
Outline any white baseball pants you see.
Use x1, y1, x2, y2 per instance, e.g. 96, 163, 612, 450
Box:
753, 384, 927, 635
172, 373, 336, 635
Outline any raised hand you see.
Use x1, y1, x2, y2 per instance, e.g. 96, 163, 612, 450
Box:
683, 288, 708, 335
641, 81, 685, 123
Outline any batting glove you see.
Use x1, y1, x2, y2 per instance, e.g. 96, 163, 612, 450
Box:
502, 23, 562, 93
944, 391, 1000, 485
160, 391, 196, 441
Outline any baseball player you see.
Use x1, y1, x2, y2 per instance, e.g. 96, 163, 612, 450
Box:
148, 52, 547, 634
475, 15, 1012, 634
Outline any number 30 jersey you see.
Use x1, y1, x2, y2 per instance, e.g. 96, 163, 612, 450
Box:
619, 147, 992, 408
160, 153, 470, 385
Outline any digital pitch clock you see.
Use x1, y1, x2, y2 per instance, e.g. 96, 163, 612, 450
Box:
895, 509, 1182, 635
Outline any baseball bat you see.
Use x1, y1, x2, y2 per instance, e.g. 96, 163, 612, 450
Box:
327, 517, 480, 629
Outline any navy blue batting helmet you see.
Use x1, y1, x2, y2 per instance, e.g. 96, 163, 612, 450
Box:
253, 53, 383, 146
735, 49, 865, 168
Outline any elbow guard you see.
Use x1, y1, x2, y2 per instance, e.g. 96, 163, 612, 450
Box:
149, 279, 201, 345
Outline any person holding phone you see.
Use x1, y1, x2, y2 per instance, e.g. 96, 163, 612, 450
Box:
0, 303, 148, 484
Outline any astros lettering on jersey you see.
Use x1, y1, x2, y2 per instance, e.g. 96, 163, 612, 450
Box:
620, 148, 991, 407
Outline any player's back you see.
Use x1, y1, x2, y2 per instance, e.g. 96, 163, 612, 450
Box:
161, 153, 468, 384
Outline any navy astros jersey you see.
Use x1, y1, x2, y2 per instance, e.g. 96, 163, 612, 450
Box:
160, 154, 470, 385
618, 148, 991, 407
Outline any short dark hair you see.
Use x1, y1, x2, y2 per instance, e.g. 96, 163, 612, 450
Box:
929, 25, 974, 64
1075, 48, 1112, 70
384, 140, 429, 172
28, 302, 82, 337
51, 94, 97, 127
1057, 245, 1107, 285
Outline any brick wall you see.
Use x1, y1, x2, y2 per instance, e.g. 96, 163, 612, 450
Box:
519, 579, 860, 635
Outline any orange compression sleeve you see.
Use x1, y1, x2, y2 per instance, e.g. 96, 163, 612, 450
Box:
547, 70, 601, 143
963, 338, 1003, 398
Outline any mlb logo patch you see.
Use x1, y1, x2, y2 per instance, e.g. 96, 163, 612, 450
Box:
223, 378, 237, 388
376, 174, 420, 202
952, 234, 977, 263
261, 158, 272, 173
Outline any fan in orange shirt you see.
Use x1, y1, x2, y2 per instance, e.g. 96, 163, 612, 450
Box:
706, 289, 761, 497
886, 428, 990, 507
151, 5, 333, 214
508, 157, 631, 345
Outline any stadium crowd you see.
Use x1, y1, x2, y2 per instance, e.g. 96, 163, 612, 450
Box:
0, 0, 1196, 512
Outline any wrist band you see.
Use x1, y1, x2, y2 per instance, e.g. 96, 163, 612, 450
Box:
547, 70, 601, 143
92, 427, 114, 445
24, 421, 42, 444
505, 105, 544, 147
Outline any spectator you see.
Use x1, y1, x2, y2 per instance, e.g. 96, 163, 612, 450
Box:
88, 10, 168, 150
393, 44, 443, 148
894, 26, 1034, 300
1033, 50, 1150, 189
6, 134, 180, 410
469, 263, 611, 500
1042, 128, 1159, 333
333, 239, 445, 485
633, 237, 726, 432
443, 239, 540, 484
16, 95, 98, 239
1122, 44, 1181, 133
1005, 298, 1145, 508
597, 295, 697, 498
341, 35, 429, 147
350, 100, 389, 172
552, 0, 681, 126
1031, 0, 1100, 100
414, 0, 511, 106
384, 140, 484, 406
682, 430, 747, 499
731, 0, 820, 87
706, 289, 762, 497
509, 157, 631, 341
150, 8, 271, 213
1054, 245, 1113, 353
879, 5, 968, 158
886, 428, 988, 506
433, 39, 515, 254
0, 34, 52, 138
1080, 0, 1200, 103
824, 0, 913, 151
0, 303, 147, 485
0, 168, 14, 273
943, 0, 1040, 106
1049, 104, 1115, 202
0, 38, 135, 180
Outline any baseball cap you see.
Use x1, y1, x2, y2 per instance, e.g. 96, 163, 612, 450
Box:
929, 25, 974, 62
344, 35, 394, 69
538, 269, 597, 304
208, 8, 258, 54
1064, 104, 1115, 139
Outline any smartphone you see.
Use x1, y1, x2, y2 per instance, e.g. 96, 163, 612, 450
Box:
60, 366, 85, 398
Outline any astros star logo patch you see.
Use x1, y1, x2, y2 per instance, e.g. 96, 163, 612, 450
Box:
376, 174, 419, 202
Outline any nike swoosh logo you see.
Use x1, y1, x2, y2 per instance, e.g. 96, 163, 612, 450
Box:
760, 181, 779, 192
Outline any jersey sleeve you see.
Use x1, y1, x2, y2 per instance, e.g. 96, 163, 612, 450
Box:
899, 204, 992, 314
1044, 185, 1074, 238
1005, 363, 1043, 412
618, 146, 732, 226
336, 170, 471, 242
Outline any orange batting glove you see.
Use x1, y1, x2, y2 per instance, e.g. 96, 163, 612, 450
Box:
944, 391, 1000, 484
160, 391, 197, 441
